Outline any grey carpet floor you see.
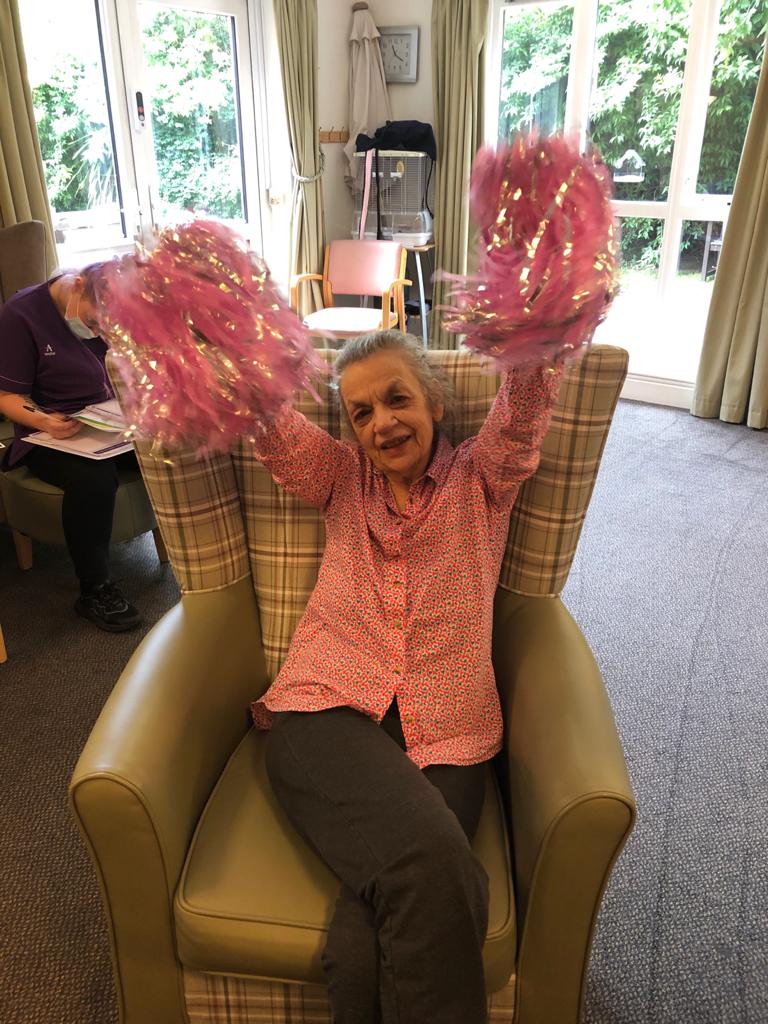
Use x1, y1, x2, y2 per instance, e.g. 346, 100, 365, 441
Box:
0, 400, 766, 1024
0, 532, 180, 1024
563, 402, 768, 1024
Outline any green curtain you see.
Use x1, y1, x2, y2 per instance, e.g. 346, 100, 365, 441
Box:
273, 0, 325, 317
430, 0, 488, 349
0, 0, 57, 271
690, 41, 768, 429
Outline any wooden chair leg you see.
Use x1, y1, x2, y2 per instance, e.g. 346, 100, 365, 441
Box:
12, 530, 33, 571
152, 527, 169, 564
0, 624, 7, 664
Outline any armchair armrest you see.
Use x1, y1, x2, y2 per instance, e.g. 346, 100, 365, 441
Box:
492, 589, 635, 1024
290, 273, 324, 312
381, 278, 412, 329
69, 576, 266, 1024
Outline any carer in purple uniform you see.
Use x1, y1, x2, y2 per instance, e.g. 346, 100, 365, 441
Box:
0, 267, 141, 631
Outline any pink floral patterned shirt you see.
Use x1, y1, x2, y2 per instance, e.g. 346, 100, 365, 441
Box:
252, 366, 563, 767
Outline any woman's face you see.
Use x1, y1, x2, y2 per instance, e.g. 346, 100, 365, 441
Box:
65, 278, 102, 337
339, 349, 444, 488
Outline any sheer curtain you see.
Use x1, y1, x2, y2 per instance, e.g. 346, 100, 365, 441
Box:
273, 0, 325, 317
0, 0, 56, 270
691, 41, 768, 429
430, 0, 488, 349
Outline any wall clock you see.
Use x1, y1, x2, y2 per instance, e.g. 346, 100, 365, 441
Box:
379, 25, 419, 84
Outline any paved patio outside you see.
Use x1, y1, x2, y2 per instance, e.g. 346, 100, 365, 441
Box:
595, 268, 715, 383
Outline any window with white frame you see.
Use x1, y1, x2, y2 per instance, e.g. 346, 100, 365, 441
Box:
20, 0, 269, 266
486, 0, 765, 386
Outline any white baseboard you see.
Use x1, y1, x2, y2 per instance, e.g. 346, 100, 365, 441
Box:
621, 374, 694, 409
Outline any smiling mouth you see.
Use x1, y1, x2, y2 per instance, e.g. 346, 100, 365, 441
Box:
380, 435, 410, 452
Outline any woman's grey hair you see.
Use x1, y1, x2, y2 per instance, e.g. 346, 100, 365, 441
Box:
334, 329, 455, 425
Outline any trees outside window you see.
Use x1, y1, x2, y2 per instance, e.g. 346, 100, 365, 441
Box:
489, 0, 765, 385
499, 4, 573, 138
21, 0, 123, 255
137, 6, 244, 223
497, 0, 765, 271
33, 61, 118, 215
20, 0, 262, 264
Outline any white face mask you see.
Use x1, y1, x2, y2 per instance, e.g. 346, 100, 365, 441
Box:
65, 291, 97, 339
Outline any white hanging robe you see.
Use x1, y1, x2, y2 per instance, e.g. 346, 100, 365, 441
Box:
344, 5, 392, 188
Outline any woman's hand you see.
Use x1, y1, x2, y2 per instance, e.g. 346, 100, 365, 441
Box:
42, 413, 82, 439
0, 392, 85, 435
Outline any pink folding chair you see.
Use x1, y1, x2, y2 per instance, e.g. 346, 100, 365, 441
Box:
290, 239, 410, 339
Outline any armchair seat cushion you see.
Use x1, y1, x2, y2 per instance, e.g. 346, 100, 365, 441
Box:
303, 305, 391, 337
174, 728, 517, 991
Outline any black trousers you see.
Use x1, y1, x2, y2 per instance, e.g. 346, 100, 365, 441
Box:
265, 701, 489, 1024
23, 446, 138, 592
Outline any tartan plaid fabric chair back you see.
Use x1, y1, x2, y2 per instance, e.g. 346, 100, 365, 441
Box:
133, 345, 628, 679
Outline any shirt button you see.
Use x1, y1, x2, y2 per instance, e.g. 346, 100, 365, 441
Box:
392, 579, 403, 587
392, 618, 403, 629
394, 668, 402, 676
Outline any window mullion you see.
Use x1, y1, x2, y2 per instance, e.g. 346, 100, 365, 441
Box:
113, 0, 162, 245
674, 0, 723, 199
246, 0, 272, 253
565, 0, 598, 148
657, 0, 723, 294
485, 0, 507, 145
98, 0, 145, 249
231, 2, 265, 252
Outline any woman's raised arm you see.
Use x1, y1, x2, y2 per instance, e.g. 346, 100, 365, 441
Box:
250, 402, 352, 510
469, 362, 564, 509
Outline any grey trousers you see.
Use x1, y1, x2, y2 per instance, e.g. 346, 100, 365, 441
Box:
265, 702, 489, 1024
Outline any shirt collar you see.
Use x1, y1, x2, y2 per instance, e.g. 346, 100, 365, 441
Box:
423, 430, 453, 486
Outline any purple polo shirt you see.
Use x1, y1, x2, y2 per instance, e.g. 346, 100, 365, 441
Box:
0, 280, 113, 467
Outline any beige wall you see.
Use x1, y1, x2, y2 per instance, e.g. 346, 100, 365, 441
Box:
261, 0, 433, 286
318, 0, 434, 244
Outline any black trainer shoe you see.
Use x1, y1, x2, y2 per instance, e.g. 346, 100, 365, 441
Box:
75, 581, 142, 632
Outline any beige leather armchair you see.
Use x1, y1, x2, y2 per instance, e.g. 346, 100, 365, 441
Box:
70, 346, 636, 1024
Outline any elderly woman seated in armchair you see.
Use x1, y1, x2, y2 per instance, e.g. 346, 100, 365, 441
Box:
250, 328, 563, 1024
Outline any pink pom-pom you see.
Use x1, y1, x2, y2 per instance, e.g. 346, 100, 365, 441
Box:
440, 134, 618, 366
94, 220, 323, 453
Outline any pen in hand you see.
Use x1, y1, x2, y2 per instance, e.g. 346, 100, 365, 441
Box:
23, 403, 71, 420
22, 402, 81, 440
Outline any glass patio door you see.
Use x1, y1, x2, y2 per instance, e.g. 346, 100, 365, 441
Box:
487, 0, 764, 389
589, 0, 744, 383
18, 0, 130, 262
114, 0, 262, 247
19, 0, 265, 264
488, 1, 576, 139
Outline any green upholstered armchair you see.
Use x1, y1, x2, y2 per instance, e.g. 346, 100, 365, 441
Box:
0, 220, 46, 664
70, 346, 636, 1024
0, 222, 49, 463
0, 220, 49, 303
0, 221, 166, 574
